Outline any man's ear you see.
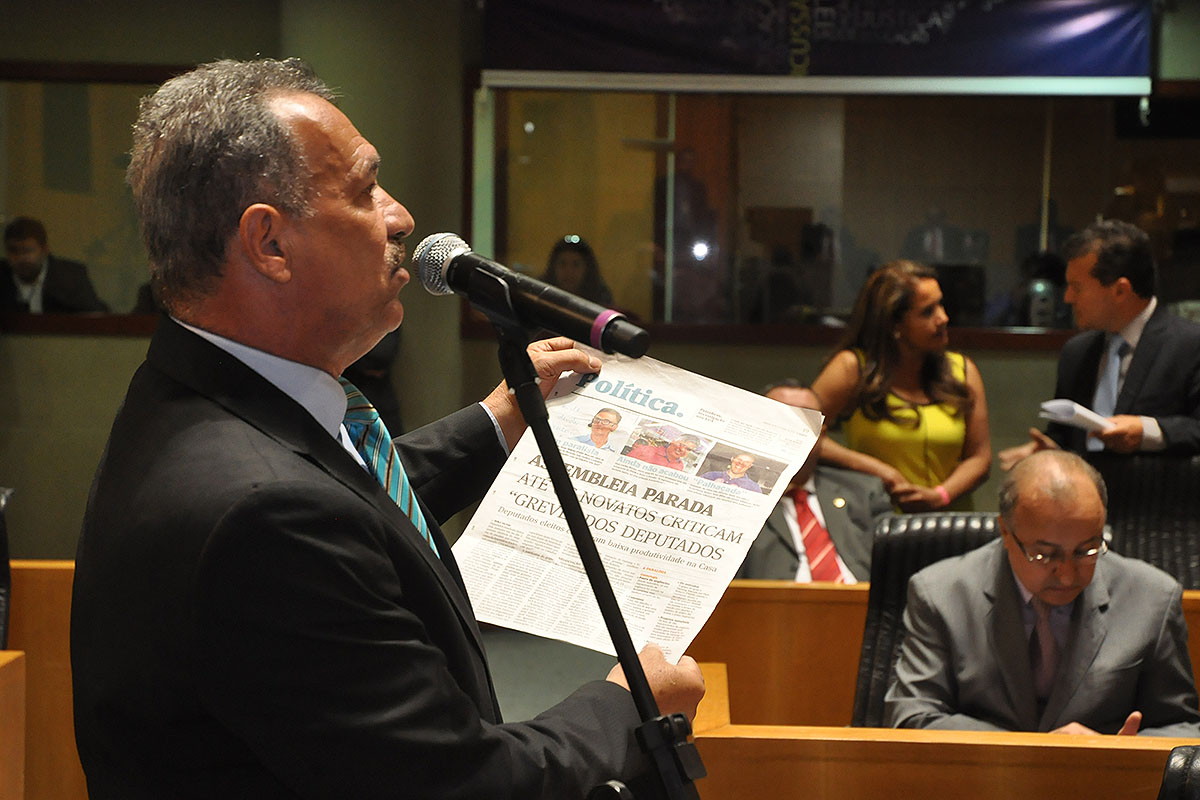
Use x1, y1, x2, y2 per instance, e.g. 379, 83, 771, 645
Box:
1111, 276, 1134, 301
238, 203, 292, 284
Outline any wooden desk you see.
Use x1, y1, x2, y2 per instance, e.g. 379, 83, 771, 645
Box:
0, 650, 26, 800
691, 580, 1200, 727
9, 563, 1200, 800
693, 663, 1177, 800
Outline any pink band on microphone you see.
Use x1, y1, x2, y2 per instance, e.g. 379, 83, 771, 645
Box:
591, 309, 623, 349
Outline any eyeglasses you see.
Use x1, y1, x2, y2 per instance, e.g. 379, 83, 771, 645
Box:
1008, 529, 1108, 567
590, 417, 618, 428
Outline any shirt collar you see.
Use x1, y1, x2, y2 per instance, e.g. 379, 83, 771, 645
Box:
11, 261, 47, 306
174, 318, 347, 438
1116, 295, 1156, 350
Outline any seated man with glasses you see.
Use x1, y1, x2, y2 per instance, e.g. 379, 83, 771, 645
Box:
574, 408, 622, 451
885, 449, 1200, 736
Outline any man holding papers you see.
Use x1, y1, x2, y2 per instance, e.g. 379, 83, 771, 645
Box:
886, 451, 1200, 736
999, 219, 1200, 468
71, 58, 703, 799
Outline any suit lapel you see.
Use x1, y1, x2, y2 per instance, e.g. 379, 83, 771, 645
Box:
762, 503, 799, 565
814, 476, 868, 580
1042, 569, 1110, 730
146, 319, 490, 667
1115, 305, 1165, 415
984, 544, 1040, 731
1068, 333, 1106, 406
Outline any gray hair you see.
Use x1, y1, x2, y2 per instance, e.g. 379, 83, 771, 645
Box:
998, 450, 1107, 529
126, 58, 336, 310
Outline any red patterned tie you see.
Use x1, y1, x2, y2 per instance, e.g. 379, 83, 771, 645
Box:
794, 489, 843, 583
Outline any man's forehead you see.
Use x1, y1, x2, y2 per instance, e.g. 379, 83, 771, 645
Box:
1066, 251, 1099, 280
1013, 488, 1105, 545
271, 92, 377, 177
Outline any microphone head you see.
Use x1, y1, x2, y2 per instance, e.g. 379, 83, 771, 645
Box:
414, 232, 471, 296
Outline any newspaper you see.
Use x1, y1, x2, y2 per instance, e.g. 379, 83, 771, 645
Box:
1038, 399, 1115, 433
452, 348, 821, 662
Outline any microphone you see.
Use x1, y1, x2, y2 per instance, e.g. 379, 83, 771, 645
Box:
414, 232, 649, 358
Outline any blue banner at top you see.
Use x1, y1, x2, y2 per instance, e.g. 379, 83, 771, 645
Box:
483, 0, 1151, 79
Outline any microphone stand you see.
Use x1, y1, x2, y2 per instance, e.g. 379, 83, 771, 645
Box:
467, 276, 704, 800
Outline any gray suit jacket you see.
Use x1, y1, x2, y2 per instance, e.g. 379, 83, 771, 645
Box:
736, 466, 892, 581
885, 538, 1200, 736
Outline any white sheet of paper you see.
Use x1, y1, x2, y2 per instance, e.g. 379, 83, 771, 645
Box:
1038, 398, 1115, 433
452, 347, 821, 662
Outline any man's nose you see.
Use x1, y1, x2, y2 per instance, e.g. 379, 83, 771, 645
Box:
1053, 557, 1078, 584
380, 186, 414, 238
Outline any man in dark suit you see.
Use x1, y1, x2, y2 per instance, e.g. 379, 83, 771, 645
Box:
70, 58, 703, 800
1, 216, 108, 312
738, 381, 892, 582
885, 450, 1200, 736
999, 219, 1200, 469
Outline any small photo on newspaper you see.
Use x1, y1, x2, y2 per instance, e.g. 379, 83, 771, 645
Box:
452, 347, 821, 662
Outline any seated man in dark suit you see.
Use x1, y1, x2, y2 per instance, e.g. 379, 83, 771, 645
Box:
999, 219, 1200, 468
738, 380, 892, 583
886, 450, 1200, 736
1, 216, 108, 313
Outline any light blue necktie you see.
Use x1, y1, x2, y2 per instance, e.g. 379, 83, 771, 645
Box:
339, 377, 438, 556
1088, 334, 1128, 452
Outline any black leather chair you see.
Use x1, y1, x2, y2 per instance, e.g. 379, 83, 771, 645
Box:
851, 511, 999, 727
1088, 453, 1200, 590
0, 487, 11, 649
1158, 744, 1200, 800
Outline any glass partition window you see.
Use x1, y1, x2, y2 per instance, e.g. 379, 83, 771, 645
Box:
3, 80, 154, 314
482, 89, 1200, 328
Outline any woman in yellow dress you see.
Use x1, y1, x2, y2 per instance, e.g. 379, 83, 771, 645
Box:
811, 261, 991, 511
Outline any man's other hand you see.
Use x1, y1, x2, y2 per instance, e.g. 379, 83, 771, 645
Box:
1091, 415, 1144, 453
1050, 711, 1141, 736
998, 428, 1059, 471
607, 643, 706, 723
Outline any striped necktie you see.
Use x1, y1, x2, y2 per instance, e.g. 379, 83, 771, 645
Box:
339, 377, 437, 557
794, 488, 843, 583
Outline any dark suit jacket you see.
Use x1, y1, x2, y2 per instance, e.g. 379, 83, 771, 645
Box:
736, 466, 892, 581
885, 539, 1200, 736
1047, 304, 1200, 454
71, 319, 645, 799
0, 254, 108, 312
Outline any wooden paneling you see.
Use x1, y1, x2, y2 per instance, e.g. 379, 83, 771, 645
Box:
0, 651, 26, 800
8, 561, 85, 800
10, 562, 1200, 800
